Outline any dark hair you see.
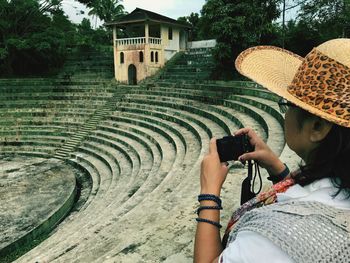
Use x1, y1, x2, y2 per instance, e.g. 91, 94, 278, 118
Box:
294, 108, 350, 197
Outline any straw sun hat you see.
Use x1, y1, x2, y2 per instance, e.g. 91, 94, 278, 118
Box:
235, 38, 350, 128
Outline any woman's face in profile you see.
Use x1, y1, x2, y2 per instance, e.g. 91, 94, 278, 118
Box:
284, 107, 310, 161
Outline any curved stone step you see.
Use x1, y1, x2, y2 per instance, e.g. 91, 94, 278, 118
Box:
121, 95, 232, 135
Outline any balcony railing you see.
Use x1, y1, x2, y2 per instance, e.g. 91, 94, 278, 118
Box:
149, 37, 162, 45
116, 37, 162, 46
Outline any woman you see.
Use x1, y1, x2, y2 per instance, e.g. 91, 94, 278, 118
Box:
194, 38, 350, 262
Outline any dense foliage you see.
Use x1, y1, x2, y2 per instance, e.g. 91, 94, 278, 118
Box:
198, 0, 350, 79
199, 0, 282, 79
178, 13, 201, 41
284, 0, 350, 56
0, 0, 68, 75
0, 0, 349, 78
0, 0, 123, 77
85, 0, 126, 23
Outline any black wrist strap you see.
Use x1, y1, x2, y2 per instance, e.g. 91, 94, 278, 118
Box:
267, 163, 290, 184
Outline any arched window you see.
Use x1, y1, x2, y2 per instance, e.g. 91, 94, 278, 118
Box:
151, 51, 154, 62
155, 52, 158, 63
120, 52, 124, 64
139, 51, 144, 63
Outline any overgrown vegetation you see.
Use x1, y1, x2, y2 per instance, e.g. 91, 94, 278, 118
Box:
179, 0, 350, 80
0, 0, 349, 79
0, 0, 124, 77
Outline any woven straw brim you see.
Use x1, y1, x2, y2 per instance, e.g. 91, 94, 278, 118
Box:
235, 45, 350, 127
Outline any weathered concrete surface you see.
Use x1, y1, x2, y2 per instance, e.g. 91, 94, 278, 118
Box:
0, 156, 76, 256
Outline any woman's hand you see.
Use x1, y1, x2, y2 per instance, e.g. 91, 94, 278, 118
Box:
200, 138, 229, 195
235, 128, 285, 176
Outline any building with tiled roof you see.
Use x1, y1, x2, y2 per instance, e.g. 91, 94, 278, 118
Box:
106, 8, 191, 84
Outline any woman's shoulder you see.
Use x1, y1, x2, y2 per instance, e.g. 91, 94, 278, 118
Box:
278, 177, 350, 210
227, 200, 350, 263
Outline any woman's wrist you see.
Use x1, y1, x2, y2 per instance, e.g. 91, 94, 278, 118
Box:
266, 157, 286, 176
200, 188, 221, 196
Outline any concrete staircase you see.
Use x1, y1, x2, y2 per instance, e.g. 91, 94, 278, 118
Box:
54, 86, 130, 159
157, 48, 214, 83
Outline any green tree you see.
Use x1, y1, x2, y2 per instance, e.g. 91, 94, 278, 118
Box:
74, 18, 109, 51
0, 0, 73, 76
77, 0, 126, 23
178, 12, 201, 41
296, 0, 350, 39
280, 0, 350, 57
283, 19, 321, 56
200, 0, 282, 79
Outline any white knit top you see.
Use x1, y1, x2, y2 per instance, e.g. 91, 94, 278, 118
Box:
219, 178, 350, 262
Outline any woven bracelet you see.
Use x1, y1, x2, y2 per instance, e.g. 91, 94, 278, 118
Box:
198, 194, 222, 206
196, 218, 222, 229
197, 205, 222, 215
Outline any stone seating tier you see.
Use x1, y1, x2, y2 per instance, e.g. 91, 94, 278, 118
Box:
59, 50, 114, 82
0, 92, 112, 101
15, 113, 190, 261
0, 68, 295, 262
97, 124, 163, 161
132, 94, 268, 141
62, 65, 114, 71
117, 105, 205, 147
117, 87, 285, 155
118, 102, 216, 139
119, 98, 232, 137
121, 92, 257, 133
165, 66, 213, 73
155, 48, 215, 82
64, 158, 94, 213
0, 120, 85, 130
159, 73, 211, 80
84, 136, 152, 204
149, 82, 277, 99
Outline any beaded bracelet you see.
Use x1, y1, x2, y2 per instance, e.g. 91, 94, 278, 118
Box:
198, 194, 222, 207
196, 217, 222, 229
196, 205, 222, 215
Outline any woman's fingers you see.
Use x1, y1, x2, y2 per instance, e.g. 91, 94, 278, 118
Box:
238, 151, 258, 162
234, 128, 266, 149
209, 137, 218, 155
234, 127, 252, 136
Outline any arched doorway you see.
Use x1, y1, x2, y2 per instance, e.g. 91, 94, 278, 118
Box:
128, 64, 137, 85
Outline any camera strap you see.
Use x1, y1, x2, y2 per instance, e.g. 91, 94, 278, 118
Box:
240, 160, 262, 205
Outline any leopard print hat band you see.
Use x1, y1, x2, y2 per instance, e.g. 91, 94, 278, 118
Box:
287, 48, 350, 126
235, 38, 350, 128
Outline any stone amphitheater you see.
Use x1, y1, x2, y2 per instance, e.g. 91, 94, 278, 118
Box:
0, 47, 299, 263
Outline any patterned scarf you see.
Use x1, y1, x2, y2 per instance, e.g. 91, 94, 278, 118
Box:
222, 171, 300, 247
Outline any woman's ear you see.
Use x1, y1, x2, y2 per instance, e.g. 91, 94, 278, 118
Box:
309, 117, 333, 143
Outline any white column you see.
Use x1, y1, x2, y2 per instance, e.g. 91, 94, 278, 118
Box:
113, 26, 118, 80
113, 26, 117, 47
145, 23, 149, 44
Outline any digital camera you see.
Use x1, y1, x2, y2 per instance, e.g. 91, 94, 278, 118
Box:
216, 134, 253, 162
